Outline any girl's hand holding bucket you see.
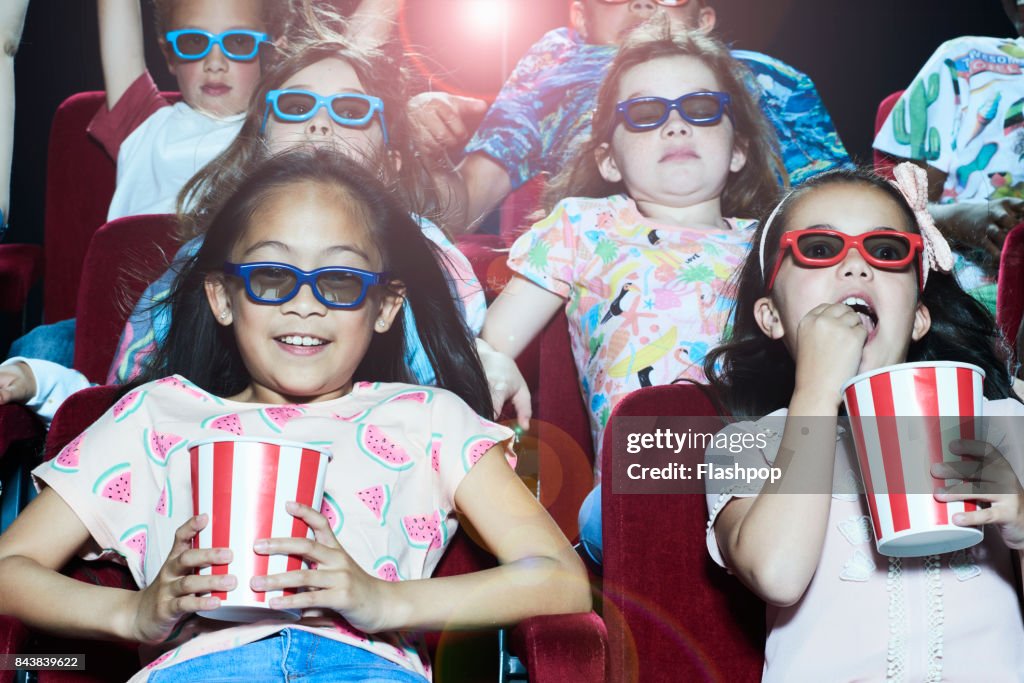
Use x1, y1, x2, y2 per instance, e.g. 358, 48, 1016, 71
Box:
933, 438, 1024, 550
252, 501, 391, 633
127, 514, 235, 644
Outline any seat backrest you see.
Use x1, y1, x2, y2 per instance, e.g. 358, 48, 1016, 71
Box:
873, 90, 905, 179
43, 91, 181, 324
72, 214, 180, 384
43, 92, 116, 323
499, 176, 546, 245
997, 222, 1024, 362
535, 310, 594, 539
601, 384, 765, 682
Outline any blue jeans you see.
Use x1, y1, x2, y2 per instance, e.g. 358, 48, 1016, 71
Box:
8, 318, 76, 366
148, 629, 429, 683
578, 484, 602, 565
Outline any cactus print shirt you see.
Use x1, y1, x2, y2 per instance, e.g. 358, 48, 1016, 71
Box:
874, 36, 1024, 311
507, 195, 755, 474
33, 377, 515, 682
875, 36, 1024, 205
464, 27, 850, 190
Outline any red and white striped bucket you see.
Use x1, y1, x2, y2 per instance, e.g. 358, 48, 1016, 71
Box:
189, 438, 332, 622
841, 361, 985, 557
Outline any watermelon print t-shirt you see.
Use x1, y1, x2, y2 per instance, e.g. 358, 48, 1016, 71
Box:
32, 376, 515, 682
507, 195, 756, 474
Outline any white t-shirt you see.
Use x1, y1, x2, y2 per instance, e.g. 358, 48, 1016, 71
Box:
108, 101, 243, 221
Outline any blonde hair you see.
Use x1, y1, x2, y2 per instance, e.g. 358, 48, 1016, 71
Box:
151, 0, 309, 46
544, 20, 786, 219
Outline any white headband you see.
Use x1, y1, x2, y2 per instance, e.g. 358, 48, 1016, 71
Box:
756, 188, 796, 284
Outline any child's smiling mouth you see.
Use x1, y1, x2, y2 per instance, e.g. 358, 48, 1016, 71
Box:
275, 335, 330, 355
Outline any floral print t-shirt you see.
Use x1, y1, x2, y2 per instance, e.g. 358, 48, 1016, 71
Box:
33, 377, 515, 682
507, 195, 755, 474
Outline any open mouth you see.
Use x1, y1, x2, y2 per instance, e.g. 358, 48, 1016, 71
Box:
841, 296, 878, 333
276, 335, 327, 347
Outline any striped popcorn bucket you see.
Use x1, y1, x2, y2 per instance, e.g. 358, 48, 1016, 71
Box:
189, 438, 332, 622
841, 362, 985, 557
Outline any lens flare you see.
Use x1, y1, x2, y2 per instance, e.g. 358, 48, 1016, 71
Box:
464, 0, 508, 34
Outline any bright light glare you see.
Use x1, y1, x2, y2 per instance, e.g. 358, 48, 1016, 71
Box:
464, 0, 507, 33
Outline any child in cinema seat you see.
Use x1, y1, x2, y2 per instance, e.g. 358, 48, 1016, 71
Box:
704, 164, 1024, 681
0, 149, 589, 683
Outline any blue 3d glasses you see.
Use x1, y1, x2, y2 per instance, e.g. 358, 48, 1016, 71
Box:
223, 262, 390, 309
260, 90, 390, 144
164, 29, 270, 61
612, 91, 732, 134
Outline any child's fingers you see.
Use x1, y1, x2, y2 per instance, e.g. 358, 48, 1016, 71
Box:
169, 594, 222, 616
251, 568, 334, 594
950, 506, 1000, 528
948, 439, 999, 457
931, 460, 991, 481
934, 487, 999, 503
511, 386, 532, 432
253, 536, 335, 565
173, 547, 233, 572
934, 477, 1005, 497
174, 572, 236, 598
267, 589, 324, 611
284, 501, 341, 547
171, 514, 208, 550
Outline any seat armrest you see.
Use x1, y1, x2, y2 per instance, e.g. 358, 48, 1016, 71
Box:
509, 611, 608, 683
0, 404, 44, 458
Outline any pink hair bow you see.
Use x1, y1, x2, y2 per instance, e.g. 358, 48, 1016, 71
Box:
889, 162, 954, 286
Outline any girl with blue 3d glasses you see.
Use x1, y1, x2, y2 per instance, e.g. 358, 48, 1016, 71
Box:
110, 39, 487, 395
0, 147, 591, 683
261, 90, 389, 144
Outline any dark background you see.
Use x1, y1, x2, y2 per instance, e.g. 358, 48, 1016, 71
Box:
5, 0, 1015, 247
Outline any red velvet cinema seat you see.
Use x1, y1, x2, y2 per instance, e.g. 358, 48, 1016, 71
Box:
873, 90, 905, 180
601, 384, 765, 682
0, 384, 608, 683
71, 214, 181, 384
997, 222, 1024, 363
0, 243, 43, 329
0, 92, 119, 475
0, 90, 111, 326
